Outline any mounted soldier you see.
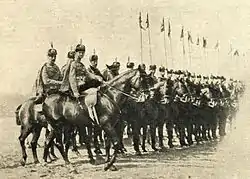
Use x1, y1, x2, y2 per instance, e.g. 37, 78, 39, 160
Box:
14, 43, 62, 127
148, 65, 157, 86
33, 43, 62, 106
87, 52, 105, 82
59, 42, 103, 126
61, 49, 75, 77
158, 66, 167, 82
60, 42, 103, 98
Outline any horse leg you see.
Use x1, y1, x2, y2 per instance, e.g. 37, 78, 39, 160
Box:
150, 124, 158, 151
93, 126, 102, 154
71, 127, 81, 156
118, 120, 127, 153
178, 123, 187, 147
53, 128, 70, 165
104, 134, 111, 163
186, 123, 193, 146
84, 126, 95, 164
141, 125, 147, 152
158, 123, 165, 149
132, 122, 141, 155
219, 114, 227, 137
19, 126, 32, 166
202, 123, 209, 141
166, 121, 174, 148
31, 125, 42, 164
103, 122, 120, 171
43, 127, 55, 163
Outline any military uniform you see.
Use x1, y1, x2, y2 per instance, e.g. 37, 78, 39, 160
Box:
61, 50, 75, 77
87, 55, 104, 79
41, 62, 62, 94
148, 65, 158, 86
34, 47, 62, 99
61, 44, 102, 97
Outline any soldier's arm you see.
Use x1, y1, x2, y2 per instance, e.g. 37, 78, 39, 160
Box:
41, 66, 62, 85
69, 62, 80, 96
85, 69, 103, 82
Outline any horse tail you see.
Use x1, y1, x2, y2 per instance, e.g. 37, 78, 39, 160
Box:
15, 104, 22, 125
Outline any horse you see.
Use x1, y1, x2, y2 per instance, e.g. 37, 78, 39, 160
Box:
16, 98, 58, 166
147, 80, 174, 149
41, 67, 147, 171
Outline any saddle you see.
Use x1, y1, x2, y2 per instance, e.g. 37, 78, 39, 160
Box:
79, 87, 100, 125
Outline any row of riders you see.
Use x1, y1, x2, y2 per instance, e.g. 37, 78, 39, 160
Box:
15, 43, 245, 171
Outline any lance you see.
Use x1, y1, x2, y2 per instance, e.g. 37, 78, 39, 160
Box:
146, 13, 153, 65
168, 18, 173, 68
161, 17, 168, 67
139, 12, 144, 64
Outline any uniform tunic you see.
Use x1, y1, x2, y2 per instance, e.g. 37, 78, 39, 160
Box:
35, 62, 62, 95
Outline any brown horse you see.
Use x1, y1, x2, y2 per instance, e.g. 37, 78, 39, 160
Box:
42, 68, 147, 171
16, 98, 58, 166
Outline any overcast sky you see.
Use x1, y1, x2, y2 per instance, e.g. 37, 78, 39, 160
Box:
0, 0, 250, 94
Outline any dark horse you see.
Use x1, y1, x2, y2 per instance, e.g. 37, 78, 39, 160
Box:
42, 68, 147, 171
16, 98, 58, 166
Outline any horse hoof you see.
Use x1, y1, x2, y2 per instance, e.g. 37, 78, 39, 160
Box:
89, 159, 96, 165
104, 163, 110, 171
34, 160, 40, 164
159, 147, 167, 152
169, 144, 174, 148
20, 159, 26, 166
65, 161, 71, 165
135, 151, 142, 156
109, 165, 118, 171
152, 148, 159, 152
142, 149, 147, 152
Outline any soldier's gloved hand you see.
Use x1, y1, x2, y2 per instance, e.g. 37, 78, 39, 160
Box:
97, 76, 104, 83
74, 93, 80, 99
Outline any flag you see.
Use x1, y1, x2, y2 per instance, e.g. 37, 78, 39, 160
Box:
145, 13, 149, 29
160, 18, 165, 32
168, 19, 171, 37
196, 37, 200, 45
180, 26, 184, 39
202, 37, 207, 48
214, 41, 219, 49
233, 50, 239, 56
188, 31, 193, 44
139, 12, 145, 30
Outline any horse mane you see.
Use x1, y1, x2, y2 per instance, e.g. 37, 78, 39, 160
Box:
103, 69, 136, 87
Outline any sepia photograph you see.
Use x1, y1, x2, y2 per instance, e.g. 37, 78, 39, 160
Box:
0, 0, 249, 178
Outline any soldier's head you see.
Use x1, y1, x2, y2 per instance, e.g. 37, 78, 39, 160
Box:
75, 44, 86, 60
67, 50, 75, 59
149, 65, 156, 75
112, 61, 120, 71
47, 47, 57, 65
127, 62, 135, 69
138, 64, 146, 71
89, 55, 98, 68
159, 66, 165, 77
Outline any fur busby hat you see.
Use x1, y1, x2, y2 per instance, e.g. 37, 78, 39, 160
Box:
47, 42, 57, 57
159, 66, 165, 72
149, 65, 157, 71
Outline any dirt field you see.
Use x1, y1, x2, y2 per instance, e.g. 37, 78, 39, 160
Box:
0, 112, 250, 179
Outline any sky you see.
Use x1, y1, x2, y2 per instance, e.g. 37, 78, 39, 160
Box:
0, 0, 250, 94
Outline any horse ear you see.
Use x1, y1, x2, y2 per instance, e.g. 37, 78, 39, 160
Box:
106, 64, 111, 69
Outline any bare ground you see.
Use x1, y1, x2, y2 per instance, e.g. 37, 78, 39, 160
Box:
0, 116, 249, 179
